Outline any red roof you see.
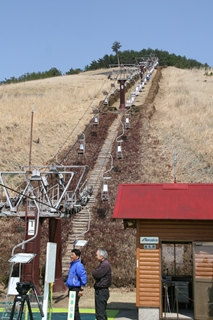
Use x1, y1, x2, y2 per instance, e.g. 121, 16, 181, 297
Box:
112, 183, 213, 220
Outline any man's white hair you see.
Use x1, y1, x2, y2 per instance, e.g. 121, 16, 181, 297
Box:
98, 248, 108, 259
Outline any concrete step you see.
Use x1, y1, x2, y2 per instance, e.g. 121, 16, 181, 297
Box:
62, 114, 123, 273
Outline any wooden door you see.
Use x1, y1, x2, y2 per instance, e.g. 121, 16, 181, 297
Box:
193, 242, 213, 320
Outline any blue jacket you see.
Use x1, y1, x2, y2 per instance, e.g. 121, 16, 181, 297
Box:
66, 259, 87, 289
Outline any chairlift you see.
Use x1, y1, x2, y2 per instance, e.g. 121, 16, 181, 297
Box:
130, 93, 136, 105
111, 83, 115, 95
101, 153, 113, 201
125, 98, 132, 108
78, 133, 85, 155
103, 91, 108, 106
104, 97, 108, 105
116, 140, 123, 159
78, 181, 93, 206
93, 108, 99, 126
49, 163, 58, 172
31, 169, 41, 181
116, 119, 125, 159
94, 115, 99, 125
124, 114, 130, 129
101, 177, 111, 201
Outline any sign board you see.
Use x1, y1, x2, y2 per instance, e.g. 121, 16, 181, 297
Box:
42, 242, 57, 320
140, 237, 159, 244
67, 291, 76, 320
8, 277, 20, 295
8, 253, 36, 264
45, 242, 57, 283
144, 245, 156, 250
28, 219, 35, 235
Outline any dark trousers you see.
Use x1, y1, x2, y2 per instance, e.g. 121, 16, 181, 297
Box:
69, 288, 81, 320
95, 288, 109, 320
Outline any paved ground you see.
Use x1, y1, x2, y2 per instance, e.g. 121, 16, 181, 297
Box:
51, 287, 137, 319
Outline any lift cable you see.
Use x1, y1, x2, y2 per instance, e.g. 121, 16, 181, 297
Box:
52, 77, 109, 163
57, 66, 138, 164
89, 114, 123, 198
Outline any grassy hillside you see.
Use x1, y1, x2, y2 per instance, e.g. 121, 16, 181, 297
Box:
0, 66, 213, 287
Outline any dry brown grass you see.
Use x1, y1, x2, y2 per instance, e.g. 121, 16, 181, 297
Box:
0, 69, 112, 172
141, 67, 213, 183
1, 66, 213, 286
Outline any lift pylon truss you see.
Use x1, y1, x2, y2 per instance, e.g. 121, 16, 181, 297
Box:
0, 164, 91, 218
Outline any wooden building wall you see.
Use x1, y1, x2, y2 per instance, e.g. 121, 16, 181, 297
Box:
136, 220, 213, 308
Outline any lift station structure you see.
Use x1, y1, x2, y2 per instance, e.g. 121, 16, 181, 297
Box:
0, 164, 92, 293
0, 54, 159, 298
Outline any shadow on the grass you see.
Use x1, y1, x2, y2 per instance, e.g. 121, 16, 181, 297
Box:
0, 309, 119, 320
108, 301, 136, 310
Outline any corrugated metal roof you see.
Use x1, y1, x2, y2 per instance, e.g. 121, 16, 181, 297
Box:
112, 183, 213, 220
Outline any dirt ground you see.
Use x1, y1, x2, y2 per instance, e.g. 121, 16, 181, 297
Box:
0, 286, 136, 310
52, 287, 136, 310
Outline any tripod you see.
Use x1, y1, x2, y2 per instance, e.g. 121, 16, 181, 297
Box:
9, 282, 44, 320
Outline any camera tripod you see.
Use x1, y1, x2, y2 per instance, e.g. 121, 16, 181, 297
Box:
9, 282, 44, 320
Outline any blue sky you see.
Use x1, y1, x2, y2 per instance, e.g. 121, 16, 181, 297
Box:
1, 0, 213, 81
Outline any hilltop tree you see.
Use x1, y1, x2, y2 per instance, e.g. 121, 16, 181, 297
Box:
111, 41, 122, 66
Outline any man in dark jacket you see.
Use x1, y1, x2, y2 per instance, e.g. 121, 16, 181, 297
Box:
92, 248, 111, 320
66, 249, 87, 320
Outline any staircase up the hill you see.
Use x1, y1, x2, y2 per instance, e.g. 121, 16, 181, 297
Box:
62, 113, 122, 275
62, 69, 155, 275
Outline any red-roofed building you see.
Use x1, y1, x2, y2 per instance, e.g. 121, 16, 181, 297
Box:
112, 183, 213, 320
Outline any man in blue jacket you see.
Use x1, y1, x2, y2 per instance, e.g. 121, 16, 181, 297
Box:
66, 249, 87, 320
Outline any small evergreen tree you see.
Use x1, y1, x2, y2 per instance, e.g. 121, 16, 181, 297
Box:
111, 41, 122, 66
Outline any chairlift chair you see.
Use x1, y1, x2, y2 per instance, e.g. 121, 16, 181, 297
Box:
78, 133, 85, 155
125, 98, 132, 108
101, 153, 113, 201
93, 115, 99, 126
124, 114, 130, 129
116, 140, 123, 159
103, 91, 108, 106
130, 93, 136, 106
104, 97, 108, 105
93, 109, 99, 126
101, 177, 111, 201
31, 169, 41, 181
111, 83, 115, 95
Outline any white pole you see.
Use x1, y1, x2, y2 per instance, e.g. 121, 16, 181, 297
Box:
42, 282, 49, 320
42, 242, 57, 320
